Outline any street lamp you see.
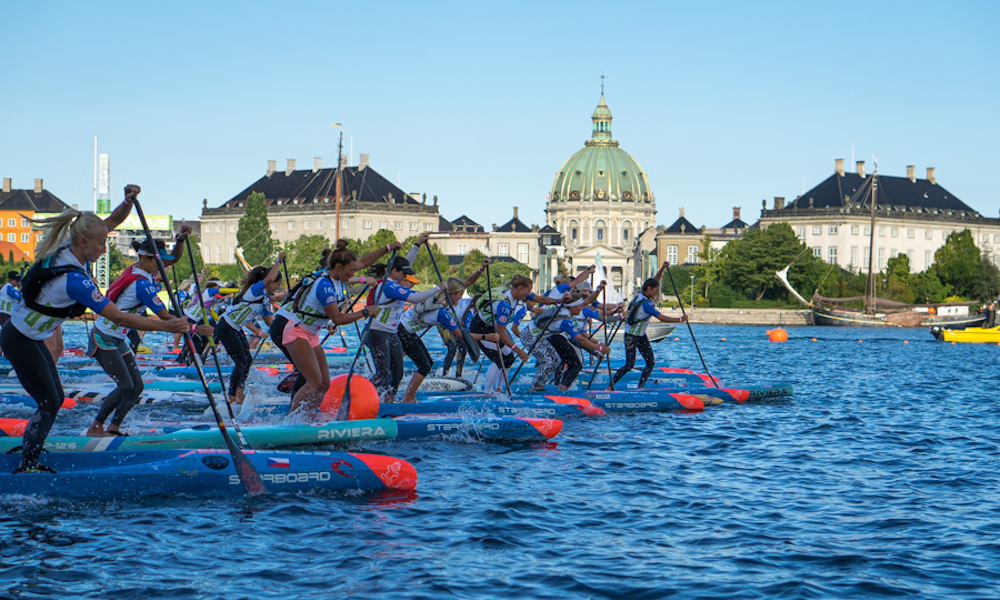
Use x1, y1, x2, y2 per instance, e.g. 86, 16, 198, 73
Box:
690, 274, 695, 307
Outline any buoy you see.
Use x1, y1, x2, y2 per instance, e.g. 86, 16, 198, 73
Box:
903, 340, 909, 344
951, 341, 956, 345
811, 338, 817, 342
858, 340, 863, 343
674, 337, 680, 341
320, 374, 379, 420
721, 337, 726, 341
767, 328, 788, 342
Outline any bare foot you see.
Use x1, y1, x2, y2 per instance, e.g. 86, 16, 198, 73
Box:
86, 423, 113, 437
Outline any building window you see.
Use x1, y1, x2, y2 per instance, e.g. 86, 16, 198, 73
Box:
229, 224, 236, 232
891, 228, 898, 238
270, 223, 277, 231
229, 245, 234, 258
215, 246, 221, 262
796, 226, 805, 240
394, 222, 402, 231
851, 246, 859, 267
571, 228, 577, 240
597, 228, 603, 241
878, 227, 886, 237
851, 225, 859, 235
813, 247, 821, 258
925, 251, 932, 269
864, 226, 871, 236
517, 243, 529, 263
363, 220, 372, 230
288, 222, 294, 230
983, 234, 990, 244
926, 230, 933, 240
907, 229, 914, 239
994, 235, 1000, 243
864, 247, 871, 266
20, 233, 28, 243
667, 245, 678, 264
812, 226, 822, 235
878, 248, 886, 269
829, 247, 837, 264
457, 244, 467, 254
6, 219, 14, 228
687, 245, 699, 264
829, 225, 838, 235
316, 221, 323, 229
304, 221, 310, 230
498, 243, 509, 257
409, 222, 417, 231
479, 244, 488, 254
425, 223, 432, 231
217, 225, 222, 233
623, 228, 630, 241
379, 221, 387, 229
20, 219, 27, 228
906, 250, 913, 264
342, 220, 349, 229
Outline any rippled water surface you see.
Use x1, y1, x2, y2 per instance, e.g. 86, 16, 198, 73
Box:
2, 322, 1000, 599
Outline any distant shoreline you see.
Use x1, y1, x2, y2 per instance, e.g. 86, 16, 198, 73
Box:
659, 307, 813, 326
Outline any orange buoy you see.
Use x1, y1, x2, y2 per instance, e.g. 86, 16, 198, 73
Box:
811, 338, 817, 342
767, 328, 788, 342
951, 341, 956, 345
859, 340, 863, 343
320, 374, 379, 420
674, 337, 680, 341
904, 340, 909, 344
721, 337, 726, 341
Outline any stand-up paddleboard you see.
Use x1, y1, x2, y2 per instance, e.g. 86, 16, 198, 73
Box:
66, 388, 211, 406
378, 398, 602, 419
0, 449, 417, 498
415, 377, 473, 392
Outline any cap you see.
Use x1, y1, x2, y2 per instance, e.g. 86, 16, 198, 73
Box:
137, 239, 174, 261
388, 258, 416, 276
7, 271, 20, 281
575, 281, 593, 292
405, 274, 421, 284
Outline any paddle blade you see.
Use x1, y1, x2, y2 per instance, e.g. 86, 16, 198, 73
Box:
223, 429, 267, 496
336, 383, 352, 422
461, 328, 481, 363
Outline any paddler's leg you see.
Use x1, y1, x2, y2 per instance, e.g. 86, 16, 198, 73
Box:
530, 337, 559, 391
399, 327, 432, 403
636, 335, 656, 389
366, 330, 393, 401
216, 319, 251, 405
106, 350, 144, 435
454, 343, 467, 377
286, 330, 326, 415
610, 333, 638, 389
88, 334, 136, 437
2, 323, 64, 471
385, 331, 405, 403
548, 335, 583, 391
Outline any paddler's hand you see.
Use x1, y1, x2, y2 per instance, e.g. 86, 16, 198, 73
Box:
175, 225, 192, 241
123, 184, 141, 203
361, 306, 380, 319
195, 324, 216, 336
165, 319, 191, 334
277, 251, 287, 262
483, 333, 500, 343
363, 277, 376, 287
561, 292, 572, 302
416, 234, 430, 246
326, 322, 337, 333
598, 342, 611, 355
515, 347, 529, 361
389, 241, 403, 252
585, 265, 596, 275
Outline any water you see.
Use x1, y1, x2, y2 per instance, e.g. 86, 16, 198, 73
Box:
3, 322, 1000, 599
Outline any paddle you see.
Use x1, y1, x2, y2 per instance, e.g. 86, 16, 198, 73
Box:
587, 315, 626, 390
184, 236, 245, 427
601, 284, 614, 386
425, 246, 481, 363
338, 249, 397, 420
510, 297, 568, 382
132, 199, 265, 497
483, 261, 512, 396
665, 263, 718, 389
318, 284, 368, 348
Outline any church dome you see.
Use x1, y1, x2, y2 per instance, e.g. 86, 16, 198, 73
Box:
549, 95, 654, 204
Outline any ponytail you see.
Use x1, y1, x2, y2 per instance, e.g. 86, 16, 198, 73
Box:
28, 210, 107, 260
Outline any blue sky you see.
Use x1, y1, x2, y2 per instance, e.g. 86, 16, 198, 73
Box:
2, 1, 997, 231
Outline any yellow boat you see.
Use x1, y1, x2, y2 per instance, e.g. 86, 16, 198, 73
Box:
931, 325, 1000, 343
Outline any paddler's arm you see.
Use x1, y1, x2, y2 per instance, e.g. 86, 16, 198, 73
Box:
581, 281, 606, 306
104, 185, 140, 230
573, 331, 610, 355
163, 226, 192, 267
264, 252, 287, 287
405, 234, 431, 264
357, 241, 403, 271
527, 292, 563, 306
568, 265, 597, 289
654, 261, 669, 282
462, 258, 489, 288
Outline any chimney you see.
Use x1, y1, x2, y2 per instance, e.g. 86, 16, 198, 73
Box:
359, 154, 370, 170
34, 179, 43, 193
927, 167, 936, 185
72, 204, 78, 210
856, 161, 865, 178
2, 178, 10, 193
266, 160, 276, 176
339, 154, 347, 168
835, 158, 845, 176
733, 206, 741, 221
774, 197, 785, 210
286, 159, 296, 175
906, 165, 915, 182
679, 207, 685, 218
513, 206, 519, 220
313, 157, 322, 173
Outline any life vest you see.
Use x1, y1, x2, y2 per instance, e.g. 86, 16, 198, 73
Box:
413, 294, 448, 319
281, 270, 322, 312
292, 273, 332, 320
627, 294, 653, 326
20, 256, 89, 318
474, 287, 510, 325
106, 264, 146, 306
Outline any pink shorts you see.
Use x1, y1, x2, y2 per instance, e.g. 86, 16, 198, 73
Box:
282, 323, 321, 348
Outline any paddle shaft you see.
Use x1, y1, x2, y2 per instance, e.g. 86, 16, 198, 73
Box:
425, 246, 481, 363
339, 250, 397, 420
484, 261, 512, 396
510, 298, 568, 382
665, 264, 718, 388
602, 285, 614, 386
587, 316, 626, 390
131, 199, 265, 496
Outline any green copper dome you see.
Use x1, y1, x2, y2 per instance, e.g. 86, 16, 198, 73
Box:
550, 95, 653, 204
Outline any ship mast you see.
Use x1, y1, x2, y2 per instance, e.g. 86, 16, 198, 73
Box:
864, 159, 879, 313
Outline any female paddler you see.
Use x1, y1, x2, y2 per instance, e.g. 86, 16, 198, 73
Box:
367, 235, 448, 402
280, 240, 389, 414
1, 186, 190, 473
396, 258, 498, 402
542, 291, 612, 390
85, 232, 212, 437
470, 274, 563, 392
214, 252, 286, 405
610, 263, 687, 389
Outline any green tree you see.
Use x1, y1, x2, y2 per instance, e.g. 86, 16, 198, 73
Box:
934, 230, 980, 296
348, 229, 398, 272
695, 233, 724, 300
402, 235, 452, 286
885, 253, 915, 303
171, 234, 205, 282
971, 257, 1000, 302
911, 268, 949, 303
466, 260, 531, 295
237, 191, 277, 266
720, 223, 823, 301
108, 244, 129, 280
284, 234, 331, 279
460, 249, 486, 280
